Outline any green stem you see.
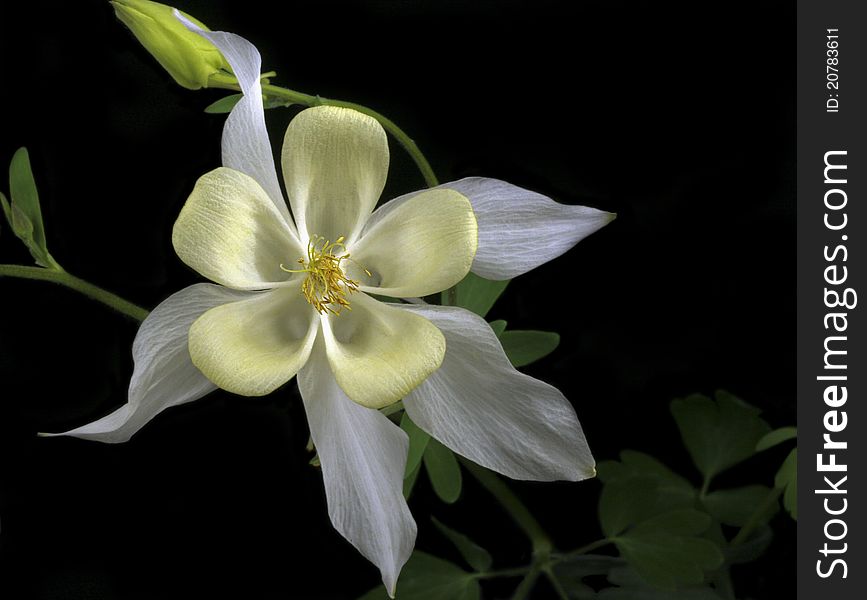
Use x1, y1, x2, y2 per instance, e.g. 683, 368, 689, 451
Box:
0, 264, 148, 322
510, 564, 542, 600
557, 538, 611, 559
459, 457, 553, 554
543, 566, 570, 600
473, 566, 530, 580
730, 486, 783, 547
209, 75, 440, 188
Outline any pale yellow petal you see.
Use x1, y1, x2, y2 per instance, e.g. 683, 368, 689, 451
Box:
281, 106, 389, 243
351, 189, 477, 298
321, 293, 445, 408
188, 286, 318, 396
172, 167, 303, 290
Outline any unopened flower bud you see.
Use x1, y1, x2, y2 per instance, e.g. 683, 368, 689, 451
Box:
111, 0, 231, 90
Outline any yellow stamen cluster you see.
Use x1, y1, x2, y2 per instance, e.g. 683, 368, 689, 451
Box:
281, 235, 366, 315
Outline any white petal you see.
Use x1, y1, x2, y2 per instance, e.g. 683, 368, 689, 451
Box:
365, 178, 614, 280
172, 167, 304, 290
400, 304, 595, 481
351, 188, 477, 298
299, 342, 416, 595
177, 12, 295, 231
281, 106, 388, 244
42, 284, 249, 443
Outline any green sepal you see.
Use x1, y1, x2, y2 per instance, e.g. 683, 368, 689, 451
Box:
357, 551, 480, 600
499, 330, 560, 367
431, 517, 493, 572
670, 390, 770, 484
451, 272, 509, 317
424, 438, 462, 504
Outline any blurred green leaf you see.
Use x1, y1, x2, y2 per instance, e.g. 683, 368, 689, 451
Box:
452, 272, 509, 317
357, 552, 480, 600
612, 509, 724, 590
723, 524, 773, 565
424, 439, 462, 503
489, 319, 507, 337
603, 566, 724, 598
204, 93, 242, 113
598, 451, 696, 538
670, 391, 771, 484
432, 517, 492, 572
702, 485, 777, 527
552, 554, 624, 595
775, 448, 797, 520
499, 330, 560, 367
403, 460, 421, 499
401, 412, 431, 477
756, 426, 797, 451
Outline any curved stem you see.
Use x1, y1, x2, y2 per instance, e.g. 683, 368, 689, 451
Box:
0, 264, 148, 322
459, 457, 553, 554
730, 486, 783, 547
209, 75, 440, 188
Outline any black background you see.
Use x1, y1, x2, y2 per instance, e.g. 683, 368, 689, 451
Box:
0, 1, 794, 598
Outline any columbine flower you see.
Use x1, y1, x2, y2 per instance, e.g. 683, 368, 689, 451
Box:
44, 17, 614, 595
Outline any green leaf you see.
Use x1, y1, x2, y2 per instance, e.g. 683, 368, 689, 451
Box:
702, 485, 777, 527
612, 509, 724, 590
424, 438, 462, 504
597, 451, 696, 537
204, 93, 243, 113
756, 426, 797, 451
8, 147, 58, 268
600, 476, 661, 538
431, 517, 493, 572
401, 412, 431, 477
775, 448, 797, 520
670, 391, 771, 483
489, 319, 507, 337
499, 330, 560, 367
357, 552, 480, 600
451, 272, 509, 317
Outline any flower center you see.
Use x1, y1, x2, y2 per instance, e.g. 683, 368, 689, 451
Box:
281, 235, 367, 315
